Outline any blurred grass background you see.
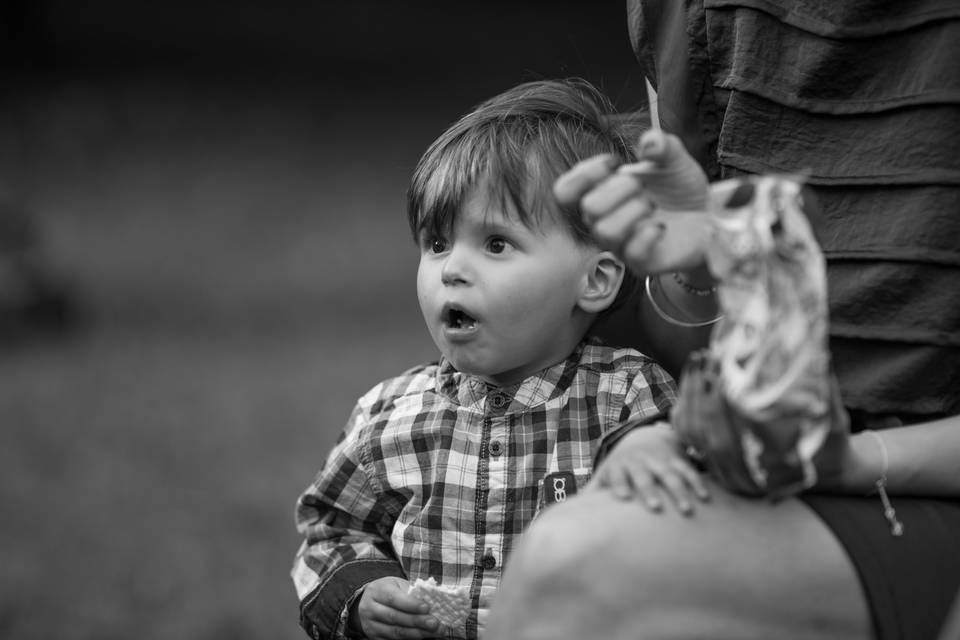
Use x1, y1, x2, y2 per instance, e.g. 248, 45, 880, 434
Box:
0, 2, 645, 638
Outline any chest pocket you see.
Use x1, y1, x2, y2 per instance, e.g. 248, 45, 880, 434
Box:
534, 469, 591, 517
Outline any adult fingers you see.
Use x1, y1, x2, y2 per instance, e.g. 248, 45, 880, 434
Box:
589, 461, 634, 501
670, 456, 711, 503
618, 218, 667, 273
586, 459, 614, 491
609, 464, 638, 501
644, 458, 695, 515
630, 130, 710, 211
588, 196, 658, 255
553, 154, 620, 206
579, 173, 645, 227
623, 464, 664, 513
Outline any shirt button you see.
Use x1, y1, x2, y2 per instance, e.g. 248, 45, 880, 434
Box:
489, 440, 503, 457
481, 551, 497, 570
491, 393, 507, 408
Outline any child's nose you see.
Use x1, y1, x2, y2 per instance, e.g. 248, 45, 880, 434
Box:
440, 246, 471, 285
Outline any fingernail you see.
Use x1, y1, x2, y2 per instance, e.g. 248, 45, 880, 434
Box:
646, 497, 662, 511
638, 221, 666, 243
639, 131, 665, 157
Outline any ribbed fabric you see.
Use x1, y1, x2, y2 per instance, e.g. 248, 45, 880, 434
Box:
628, 0, 960, 415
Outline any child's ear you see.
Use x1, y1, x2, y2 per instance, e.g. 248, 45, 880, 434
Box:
579, 251, 625, 313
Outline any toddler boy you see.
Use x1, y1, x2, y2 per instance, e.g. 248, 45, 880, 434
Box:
291, 79, 678, 640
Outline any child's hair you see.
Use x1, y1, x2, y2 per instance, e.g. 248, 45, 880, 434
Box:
407, 78, 645, 245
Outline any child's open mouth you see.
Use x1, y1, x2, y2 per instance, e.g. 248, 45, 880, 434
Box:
445, 307, 478, 331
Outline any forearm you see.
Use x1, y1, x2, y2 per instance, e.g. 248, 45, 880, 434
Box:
297, 557, 406, 639
294, 447, 404, 636
293, 499, 404, 636
816, 416, 960, 497
634, 268, 715, 378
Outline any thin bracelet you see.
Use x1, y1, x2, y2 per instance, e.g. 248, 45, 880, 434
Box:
672, 272, 716, 297
644, 275, 723, 328
863, 430, 904, 537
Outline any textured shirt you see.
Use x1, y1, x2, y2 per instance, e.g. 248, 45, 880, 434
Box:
291, 339, 676, 640
622, 0, 960, 416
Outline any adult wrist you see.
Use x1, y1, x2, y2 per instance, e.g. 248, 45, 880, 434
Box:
671, 264, 714, 292
862, 430, 904, 536
811, 429, 862, 492
848, 432, 871, 489
644, 271, 721, 328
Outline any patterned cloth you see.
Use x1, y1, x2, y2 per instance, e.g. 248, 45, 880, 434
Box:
673, 176, 848, 498
292, 338, 676, 639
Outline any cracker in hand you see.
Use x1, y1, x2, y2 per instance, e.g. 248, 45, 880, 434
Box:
407, 577, 471, 628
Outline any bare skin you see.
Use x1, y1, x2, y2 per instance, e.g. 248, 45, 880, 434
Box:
483, 129, 960, 639
564, 129, 960, 501
349, 577, 440, 639
557, 130, 713, 276
589, 421, 710, 515
486, 487, 871, 640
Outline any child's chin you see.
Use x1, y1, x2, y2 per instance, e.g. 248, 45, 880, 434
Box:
449, 360, 486, 376
446, 355, 494, 378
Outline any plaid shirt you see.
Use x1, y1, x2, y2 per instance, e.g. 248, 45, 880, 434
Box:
292, 338, 676, 640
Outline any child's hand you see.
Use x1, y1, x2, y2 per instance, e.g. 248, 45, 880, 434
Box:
554, 129, 712, 275
589, 421, 710, 516
349, 577, 441, 639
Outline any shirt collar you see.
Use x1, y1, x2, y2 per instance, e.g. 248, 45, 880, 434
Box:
434, 340, 589, 411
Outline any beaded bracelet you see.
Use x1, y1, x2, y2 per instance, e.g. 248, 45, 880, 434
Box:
672, 271, 717, 297
644, 274, 723, 328
863, 430, 904, 537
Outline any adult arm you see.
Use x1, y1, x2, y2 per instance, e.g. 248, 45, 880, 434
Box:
589, 354, 710, 515
562, 131, 960, 500
558, 129, 718, 376
819, 416, 960, 497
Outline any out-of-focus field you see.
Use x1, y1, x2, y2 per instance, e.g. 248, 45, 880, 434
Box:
0, 3, 643, 638
0, 76, 441, 640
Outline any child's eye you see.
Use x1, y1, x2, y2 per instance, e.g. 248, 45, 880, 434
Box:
427, 237, 447, 253
487, 237, 508, 254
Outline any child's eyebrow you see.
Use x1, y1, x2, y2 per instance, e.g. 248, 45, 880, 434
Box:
479, 217, 516, 231
473, 216, 528, 236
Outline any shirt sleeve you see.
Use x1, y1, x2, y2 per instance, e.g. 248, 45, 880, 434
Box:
291, 397, 406, 640
595, 356, 678, 464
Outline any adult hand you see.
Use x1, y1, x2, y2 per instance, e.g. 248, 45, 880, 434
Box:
671, 351, 764, 496
349, 577, 441, 639
589, 421, 710, 516
554, 129, 712, 274
673, 353, 854, 498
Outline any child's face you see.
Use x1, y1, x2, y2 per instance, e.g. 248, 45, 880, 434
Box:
417, 184, 596, 387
